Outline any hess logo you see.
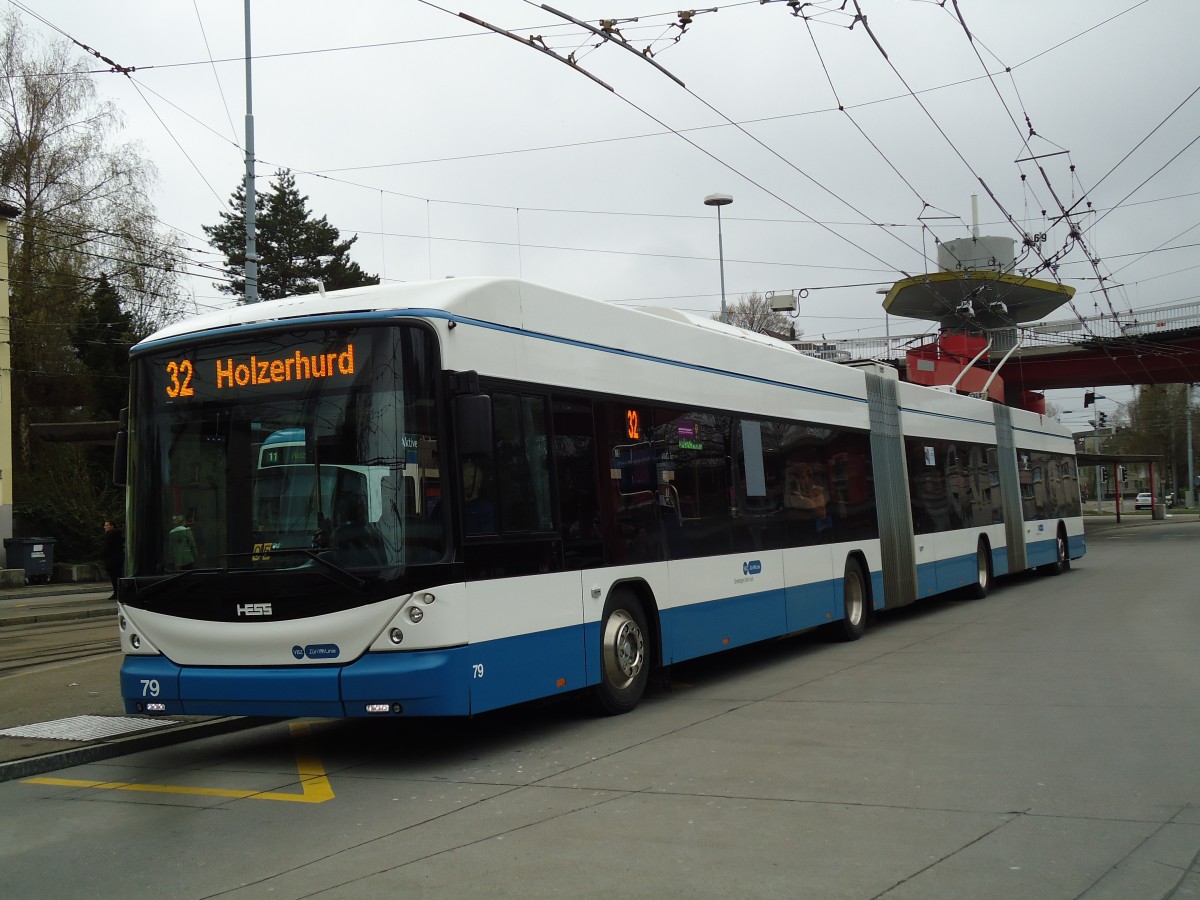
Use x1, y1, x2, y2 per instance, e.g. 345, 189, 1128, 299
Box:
236, 603, 273, 617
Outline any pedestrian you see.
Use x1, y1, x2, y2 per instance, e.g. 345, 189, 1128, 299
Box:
102, 519, 123, 600
169, 514, 198, 570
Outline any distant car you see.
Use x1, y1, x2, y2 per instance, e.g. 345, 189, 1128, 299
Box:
1135, 492, 1153, 510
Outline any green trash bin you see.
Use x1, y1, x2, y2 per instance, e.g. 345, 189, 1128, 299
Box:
4, 537, 56, 584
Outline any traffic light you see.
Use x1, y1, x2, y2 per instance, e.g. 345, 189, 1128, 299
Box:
1084, 391, 1095, 407
1098, 412, 1108, 427
1100, 467, 1108, 483
1119, 465, 1127, 484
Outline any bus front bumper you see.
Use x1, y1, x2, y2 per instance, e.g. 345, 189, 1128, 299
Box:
121, 649, 471, 718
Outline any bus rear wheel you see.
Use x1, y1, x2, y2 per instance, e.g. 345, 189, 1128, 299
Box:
591, 590, 649, 715
1040, 527, 1069, 576
966, 538, 992, 599
836, 558, 868, 642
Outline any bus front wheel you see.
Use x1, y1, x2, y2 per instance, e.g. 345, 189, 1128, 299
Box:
592, 590, 649, 715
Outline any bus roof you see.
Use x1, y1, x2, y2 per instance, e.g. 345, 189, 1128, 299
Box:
136, 277, 795, 353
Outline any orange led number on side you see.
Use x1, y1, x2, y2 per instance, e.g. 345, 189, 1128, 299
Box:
626, 408, 640, 440
165, 359, 195, 398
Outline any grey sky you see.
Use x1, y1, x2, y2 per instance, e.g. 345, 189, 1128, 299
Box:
13, 1, 1199, 415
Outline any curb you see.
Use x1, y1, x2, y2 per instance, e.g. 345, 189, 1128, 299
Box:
0, 587, 111, 602
0, 716, 274, 784
0, 607, 117, 628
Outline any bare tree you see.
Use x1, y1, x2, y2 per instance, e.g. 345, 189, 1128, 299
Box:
0, 12, 189, 553
0, 11, 188, 423
712, 291, 800, 341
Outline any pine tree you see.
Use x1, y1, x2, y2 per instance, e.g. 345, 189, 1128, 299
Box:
204, 169, 379, 301
71, 274, 135, 418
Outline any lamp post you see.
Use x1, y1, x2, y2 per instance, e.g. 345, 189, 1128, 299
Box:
704, 193, 732, 324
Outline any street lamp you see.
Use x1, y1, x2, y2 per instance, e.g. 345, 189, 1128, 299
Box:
704, 193, 732, 324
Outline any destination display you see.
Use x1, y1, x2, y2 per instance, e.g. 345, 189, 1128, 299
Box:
149, 332, 372, 403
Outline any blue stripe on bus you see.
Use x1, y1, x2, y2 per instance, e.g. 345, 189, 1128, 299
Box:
870, 570, 886, 609
1025, 535, 1059, 568
465, 624, 586, 715
787, 579, 839, 630
1068, 533, 1086, 558
657, 588, 790, 664
993, 545, 1011, 577
120, 535, 1080, 719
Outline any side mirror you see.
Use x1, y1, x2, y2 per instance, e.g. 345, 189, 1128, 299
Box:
455, 394, 492, 457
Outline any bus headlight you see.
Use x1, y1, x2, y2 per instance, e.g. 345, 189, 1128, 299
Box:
408, 606, 424, 623
389, 628, 403, 645
130, 633, 141, 650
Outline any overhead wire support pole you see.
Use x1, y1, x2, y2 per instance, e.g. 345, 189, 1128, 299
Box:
540, 5, 687, 88
1188, 382, 1195, 508
458, 13, 614, 92
243, 0, 259, 304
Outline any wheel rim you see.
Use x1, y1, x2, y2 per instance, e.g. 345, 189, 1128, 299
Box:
845, 569, 864, 626
1057, 535, 1066, 565
602, 609, 645, 690
977, 546, 989, 589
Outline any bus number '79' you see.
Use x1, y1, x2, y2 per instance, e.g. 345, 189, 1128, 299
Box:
472, 664, 484, 679
140, 679, 161, 697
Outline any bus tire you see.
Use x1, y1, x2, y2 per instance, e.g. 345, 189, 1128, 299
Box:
966, 537, 992, 599
836, 557, 868, 642
1040, 525, 1069, 576
591, 589, 650, 715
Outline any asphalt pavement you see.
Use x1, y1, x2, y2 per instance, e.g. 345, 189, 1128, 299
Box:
0, 513, 1188, 783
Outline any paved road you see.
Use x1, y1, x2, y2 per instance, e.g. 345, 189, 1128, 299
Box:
1, 519, 1198, 899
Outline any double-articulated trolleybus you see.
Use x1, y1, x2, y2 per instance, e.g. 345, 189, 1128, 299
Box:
117, 277, 1084, 718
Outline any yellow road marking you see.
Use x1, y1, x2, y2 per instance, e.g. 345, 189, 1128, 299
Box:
24, 720, 335, 803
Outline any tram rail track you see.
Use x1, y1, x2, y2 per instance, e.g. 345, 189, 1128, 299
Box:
0, 619, 121, 677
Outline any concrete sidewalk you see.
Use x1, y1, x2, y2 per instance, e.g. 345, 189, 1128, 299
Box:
0, 583, 259, 781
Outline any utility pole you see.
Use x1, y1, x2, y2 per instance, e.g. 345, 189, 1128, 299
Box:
243, 0, 259, 304
0, 201, 18, 563
1188, 383, 1195, 508
703, 194, 732, 324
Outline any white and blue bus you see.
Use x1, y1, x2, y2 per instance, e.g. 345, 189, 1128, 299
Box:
117, 277, 1084, 718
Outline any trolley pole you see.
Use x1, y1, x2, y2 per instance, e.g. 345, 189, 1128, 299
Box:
243, 0, 259, 304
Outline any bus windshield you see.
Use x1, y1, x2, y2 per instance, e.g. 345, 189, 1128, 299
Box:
128, 323, 445, 576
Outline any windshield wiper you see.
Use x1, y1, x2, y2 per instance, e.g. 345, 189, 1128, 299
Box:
132, 548, 369, 603
132, 567, 218, 603
224, 548, 368, 592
